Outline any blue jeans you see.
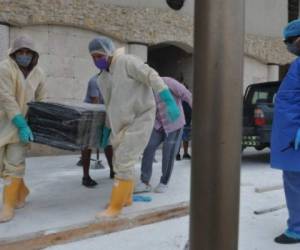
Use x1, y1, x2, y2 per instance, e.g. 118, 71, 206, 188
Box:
140, 128, 183, 185
283, 171, 300, 235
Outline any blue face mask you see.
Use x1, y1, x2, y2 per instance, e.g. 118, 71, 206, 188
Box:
287, 42, 300, 56
15, 54, 33, 67
95, 57, 109, 71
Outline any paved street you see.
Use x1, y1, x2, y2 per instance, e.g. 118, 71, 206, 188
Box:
0, 148, 298, 249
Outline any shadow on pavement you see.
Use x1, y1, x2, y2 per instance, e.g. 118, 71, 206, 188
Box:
242, 150, 270, 164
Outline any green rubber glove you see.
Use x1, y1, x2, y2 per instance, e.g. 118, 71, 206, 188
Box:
12, 114, 34, 144
100, 126, 111, 149
159, 88, 180, 122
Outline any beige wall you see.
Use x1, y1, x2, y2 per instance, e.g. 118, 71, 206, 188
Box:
245, 0, 288, 37
0, 24, 9, 61
243, 56, 279, 92
92, 0, 194, 15
10, 25, 125, 102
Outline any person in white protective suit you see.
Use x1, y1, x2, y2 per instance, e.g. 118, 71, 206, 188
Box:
0, 35, 47, 223
88, 36, 180, 217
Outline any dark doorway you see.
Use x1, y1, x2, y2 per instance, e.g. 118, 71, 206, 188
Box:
148, 44, 193, 88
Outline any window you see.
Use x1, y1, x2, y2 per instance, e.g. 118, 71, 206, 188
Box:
288, 0, 299, 22
250, 86, 279, 105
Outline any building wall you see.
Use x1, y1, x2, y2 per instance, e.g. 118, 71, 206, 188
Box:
93, 0, 194, 15
0, 1, 193, 48
0, 1, 288, 156
245, 0, 288, 37
244, 57, 268, 91
10, 25, 125, 102
243, 56, 279, 92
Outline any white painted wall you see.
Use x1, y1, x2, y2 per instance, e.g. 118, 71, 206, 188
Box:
10, 25, 125, 102
243, 56, 273, 92
127, 44, 148, 62
245, 0, 288, 37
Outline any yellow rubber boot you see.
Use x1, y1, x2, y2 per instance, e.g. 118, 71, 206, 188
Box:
96, 179, 133, 218
124, 181, 134, 207
16, 179, 29, 209
0, 177, 21, 223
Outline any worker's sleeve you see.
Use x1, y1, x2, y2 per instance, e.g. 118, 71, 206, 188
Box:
125, 56, 167, 93
88, 78, 99, 98
0, 66, 21, 120
34, 70, 47, 102
167, 78, 192, 108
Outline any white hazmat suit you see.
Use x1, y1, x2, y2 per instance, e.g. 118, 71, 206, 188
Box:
0, 35, 46, 223
98, 50, 167, 180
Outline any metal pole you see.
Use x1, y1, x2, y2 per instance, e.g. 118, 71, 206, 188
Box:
190, 0, 244, 249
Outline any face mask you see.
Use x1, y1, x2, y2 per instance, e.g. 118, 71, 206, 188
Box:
287, 42, 300, 56
15, 54, 33, 67
95, 57, 109, 70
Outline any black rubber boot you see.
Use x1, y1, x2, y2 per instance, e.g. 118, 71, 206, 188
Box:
82, 176, 98, 188
274, 233, 300, 244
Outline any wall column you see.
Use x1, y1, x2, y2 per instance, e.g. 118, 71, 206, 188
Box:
0, 23, 9, 61
267, 64, 279, 81
127, 42, 148, 62
190, 0, 244, 249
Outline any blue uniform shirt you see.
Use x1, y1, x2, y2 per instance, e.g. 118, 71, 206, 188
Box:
271, 57, 300, 171
84, 74, 103, 104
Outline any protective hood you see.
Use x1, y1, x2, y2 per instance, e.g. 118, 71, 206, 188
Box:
9, 34, 39, 75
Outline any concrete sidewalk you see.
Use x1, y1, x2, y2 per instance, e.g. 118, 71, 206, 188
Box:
46, 149, 299, 250
0, 149, 298, 249
0, 149, 190, 243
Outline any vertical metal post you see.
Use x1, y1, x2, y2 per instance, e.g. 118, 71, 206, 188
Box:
190, 0, 244, 249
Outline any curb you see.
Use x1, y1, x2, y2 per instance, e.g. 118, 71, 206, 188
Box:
0, 201, 189, 250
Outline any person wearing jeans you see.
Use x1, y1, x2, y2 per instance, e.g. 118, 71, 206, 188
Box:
135, 77, 192, 193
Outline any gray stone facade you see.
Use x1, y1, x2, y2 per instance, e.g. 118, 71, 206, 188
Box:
0, 24, 9, 61
0, 0, 292, 65
0, 1, 192, 48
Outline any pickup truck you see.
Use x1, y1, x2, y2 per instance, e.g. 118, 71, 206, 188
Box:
242, 81, 281, 151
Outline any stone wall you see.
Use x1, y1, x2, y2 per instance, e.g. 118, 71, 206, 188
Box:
0, 1, 294, 65
9, 25, 126, 102
245, 34, 295, 65
0, 0, 193, 48
0, 24, 9, 61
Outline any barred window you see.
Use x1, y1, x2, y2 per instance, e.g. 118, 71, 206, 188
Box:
288, 0, 299, 22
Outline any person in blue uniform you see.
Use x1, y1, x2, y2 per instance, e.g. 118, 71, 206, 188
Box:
271, 19, 300, 244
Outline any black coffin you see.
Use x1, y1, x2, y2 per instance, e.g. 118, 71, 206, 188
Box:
27, 102, 106, 151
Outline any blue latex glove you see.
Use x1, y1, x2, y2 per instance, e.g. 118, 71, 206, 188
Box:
100, 126, 111, 149
133, 195, 152, 202
295, 128, 300, 150
11, 114, 34, 144
159, 89, 180, 122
